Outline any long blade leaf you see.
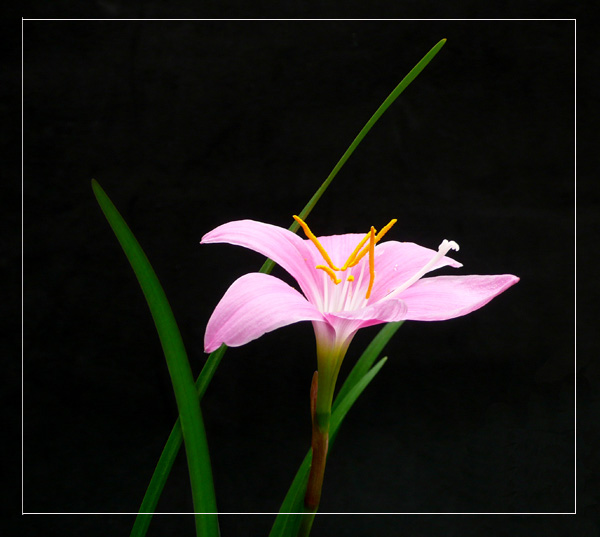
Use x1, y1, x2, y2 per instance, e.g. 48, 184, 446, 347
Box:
334, 321, 403, 411
261, 37, 446, 276
130, 344, 226, 537
92, 180, 219, 537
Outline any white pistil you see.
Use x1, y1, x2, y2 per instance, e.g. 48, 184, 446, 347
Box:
388, 239, 459, 298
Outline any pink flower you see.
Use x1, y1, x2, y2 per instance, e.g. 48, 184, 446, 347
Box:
201, 216, 518, 416
202, 217, 518, 353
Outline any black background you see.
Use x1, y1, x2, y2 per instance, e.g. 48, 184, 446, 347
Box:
22, 18, 586, 537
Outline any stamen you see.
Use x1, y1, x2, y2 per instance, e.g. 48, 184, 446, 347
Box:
316, 265, 341, 285
365, 227, 376, 299
337, 273, 353, 311
322, 269, 329, 309
293, 215, 340, 271
375, 218, 397, 242
348, 227, 377, 267
348, 218, 397, 268
348, 256, 368, 310
340, 231, 371, 270
291, 215, 399, 309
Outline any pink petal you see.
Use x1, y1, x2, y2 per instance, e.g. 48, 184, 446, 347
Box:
204, 272, 325, 352
368, 241, 462, 303
201, 219, 321, 303
324, 298, 408, 341
398, 274, 520, 321
310, 233, 369, 267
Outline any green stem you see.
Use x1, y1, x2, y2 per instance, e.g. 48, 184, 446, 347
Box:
305, 372, 328, 511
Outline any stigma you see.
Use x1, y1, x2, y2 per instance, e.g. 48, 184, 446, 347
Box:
387, 238, 460, 298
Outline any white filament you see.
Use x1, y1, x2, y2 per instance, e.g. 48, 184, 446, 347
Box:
348, 260, 368, 311
320, 257, 370, 313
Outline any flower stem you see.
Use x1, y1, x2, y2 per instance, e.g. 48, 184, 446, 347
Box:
300, 372, 330, 537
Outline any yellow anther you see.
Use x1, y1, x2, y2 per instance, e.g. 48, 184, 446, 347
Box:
291, 215, 396, 302
348, 218, 397, 268
316, 265, 342, 284
340, 231, 371, 270
348, 228, 376, 268
293, 215, 340, 271
365, 227, 376, 299
375, 218, 397, 242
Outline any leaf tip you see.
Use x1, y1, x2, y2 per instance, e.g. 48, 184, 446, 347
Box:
91, 178, 102, 196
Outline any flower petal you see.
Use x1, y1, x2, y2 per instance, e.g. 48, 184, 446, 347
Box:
398, 274, 520, 321
324, 298, 408, 341
311, 233, 369, 268
201, 219, 321, 303
204, 272, 325, 352
368, 241, 462, 302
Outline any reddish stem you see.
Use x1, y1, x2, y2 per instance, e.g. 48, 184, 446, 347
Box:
304, 371, 329, 511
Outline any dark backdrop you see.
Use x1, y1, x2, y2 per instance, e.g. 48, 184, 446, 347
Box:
23, 19, 583, 537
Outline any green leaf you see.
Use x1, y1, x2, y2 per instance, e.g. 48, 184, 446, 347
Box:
331, 357, 388, 431
334, 321, 403, 412
269, 357, 389, 537
261, 39, 446, 275
92, 180, 219, 537
129, 345, 227, 537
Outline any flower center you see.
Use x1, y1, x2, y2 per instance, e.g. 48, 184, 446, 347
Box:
293, 215, 397, 301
